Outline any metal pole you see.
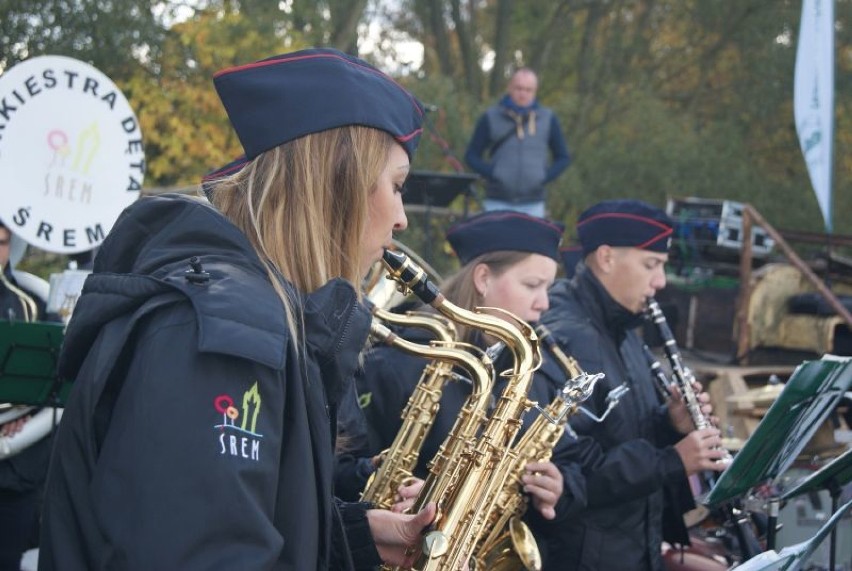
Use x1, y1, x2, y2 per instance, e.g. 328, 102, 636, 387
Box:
766, 497, 780, 551
735, 208, 754, 364
746, 204, 852, 329
828, 479, 840, 571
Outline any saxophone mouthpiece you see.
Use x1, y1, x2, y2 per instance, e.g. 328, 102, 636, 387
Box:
643, 297, 655, 317
381, 248, 441, 304
381, 248, 407, 270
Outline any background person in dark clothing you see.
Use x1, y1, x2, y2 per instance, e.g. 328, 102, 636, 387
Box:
0, 415, 51, 571
334, 383, 380, 502
464, 68, 571, 217
0, 222, 53, 571
357, 211, 585, 530
39, 48, 436, 571
537, 199, 727, 571
0, 224, 43, 323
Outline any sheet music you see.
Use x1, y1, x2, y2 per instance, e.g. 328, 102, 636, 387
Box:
46, 269, 90, 320
733, 550, 791, 571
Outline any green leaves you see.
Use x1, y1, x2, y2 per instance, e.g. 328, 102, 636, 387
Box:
2, 0, 849, 236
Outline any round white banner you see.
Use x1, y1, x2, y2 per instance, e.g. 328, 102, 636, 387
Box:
0, 55, 144, 253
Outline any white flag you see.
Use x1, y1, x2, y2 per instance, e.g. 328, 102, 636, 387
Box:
794, 0, 835, 232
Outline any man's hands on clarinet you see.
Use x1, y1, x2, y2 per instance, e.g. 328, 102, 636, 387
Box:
668, 379, 731, 474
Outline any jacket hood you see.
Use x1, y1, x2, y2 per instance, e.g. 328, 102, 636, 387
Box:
60, 194, 288, 380
303, 278, 371, 411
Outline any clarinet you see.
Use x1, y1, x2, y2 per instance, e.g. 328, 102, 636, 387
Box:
644, 301, 764, 558
641, 343, 673, 402
645, 298, 711, 429
644, 298, 732, 464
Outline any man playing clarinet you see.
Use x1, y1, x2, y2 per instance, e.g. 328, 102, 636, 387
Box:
535, 199, 729, 571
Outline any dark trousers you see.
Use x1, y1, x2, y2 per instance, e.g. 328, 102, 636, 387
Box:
0, 489, 39, 571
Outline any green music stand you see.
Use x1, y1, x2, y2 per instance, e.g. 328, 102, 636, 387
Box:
704, 355, 852, 550
781, 447, 852, 501
780, 447, 852, 571
733, 498, 852, 571
0, 320, 69, 406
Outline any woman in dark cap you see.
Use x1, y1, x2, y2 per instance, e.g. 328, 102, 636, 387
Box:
356, 211, 587, 551
39, 48, 434, 571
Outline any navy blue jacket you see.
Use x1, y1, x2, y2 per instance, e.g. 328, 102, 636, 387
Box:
537, 264, 692, 571
334, 381, 377, 502
39, 194, 379, 571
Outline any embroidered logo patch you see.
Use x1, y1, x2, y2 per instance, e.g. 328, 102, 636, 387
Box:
214, 381, 263, 461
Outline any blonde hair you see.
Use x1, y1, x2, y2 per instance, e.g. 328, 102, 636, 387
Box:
210, 126, 396, 344
441, 250, 532, 344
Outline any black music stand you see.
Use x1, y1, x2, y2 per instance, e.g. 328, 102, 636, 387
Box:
0, 320, 68, 406
404, 171, 478, 261
780, 447, 852, 571
704, 355, 852, 552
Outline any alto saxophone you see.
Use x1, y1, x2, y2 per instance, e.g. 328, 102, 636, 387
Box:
644, 298, 732, 462
381, 249, 542, 571
473, 323, 603, 571
362, 307, 485, 510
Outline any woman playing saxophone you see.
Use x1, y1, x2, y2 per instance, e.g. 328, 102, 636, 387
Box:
356, 212, 586, 568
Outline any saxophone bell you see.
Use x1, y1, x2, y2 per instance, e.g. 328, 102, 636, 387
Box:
473, 517, 542, 571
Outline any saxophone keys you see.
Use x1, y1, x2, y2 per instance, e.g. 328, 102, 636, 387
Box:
422, 530, 449, 557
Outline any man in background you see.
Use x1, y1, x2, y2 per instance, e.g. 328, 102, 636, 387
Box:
464, 67, 571, 217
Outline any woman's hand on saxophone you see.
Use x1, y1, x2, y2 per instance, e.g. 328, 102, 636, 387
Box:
522, 461, 564, 520
367, 502, 437, 567
392, 478, 425, 513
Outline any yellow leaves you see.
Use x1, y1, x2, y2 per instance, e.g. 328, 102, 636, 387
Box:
124, 9, 305, 187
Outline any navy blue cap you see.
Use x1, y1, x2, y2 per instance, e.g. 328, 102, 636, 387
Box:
213, 48, 425, 160
446, 210, 565, 265
576, 199, 673, 256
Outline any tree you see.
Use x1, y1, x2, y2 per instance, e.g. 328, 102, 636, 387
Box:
124, 0, 382, 186
3, 0, 849, 236
386, 0, 851, 235
124, 7, 309, 186
0, 0, 165, 79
